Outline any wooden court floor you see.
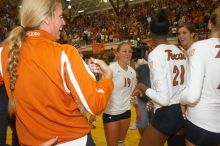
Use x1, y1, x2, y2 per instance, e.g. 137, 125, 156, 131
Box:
91, 108, 140, 146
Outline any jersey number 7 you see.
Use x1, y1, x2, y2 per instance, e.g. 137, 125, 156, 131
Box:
216, 46, 220, 89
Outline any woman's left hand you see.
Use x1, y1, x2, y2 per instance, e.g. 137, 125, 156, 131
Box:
39, 136, 58, 146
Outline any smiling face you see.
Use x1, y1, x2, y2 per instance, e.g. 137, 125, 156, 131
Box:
178, 26, 194, 50
116, 43, 133, 65
48, 3, 65, 40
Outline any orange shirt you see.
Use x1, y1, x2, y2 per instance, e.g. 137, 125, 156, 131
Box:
0, 30, 113, 145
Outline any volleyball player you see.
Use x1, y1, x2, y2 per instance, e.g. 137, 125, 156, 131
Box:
180, 7, 220, 146
134, 10, 187, 146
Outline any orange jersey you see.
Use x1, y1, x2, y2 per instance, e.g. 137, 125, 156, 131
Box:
0, 30, 113, 145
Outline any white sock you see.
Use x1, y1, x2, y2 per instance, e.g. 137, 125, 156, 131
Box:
118, 140, 124, 146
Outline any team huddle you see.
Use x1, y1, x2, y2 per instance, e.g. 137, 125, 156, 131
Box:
0, 0, 219, 146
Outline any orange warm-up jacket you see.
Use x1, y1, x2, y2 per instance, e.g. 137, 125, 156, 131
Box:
0, 29, 113, 145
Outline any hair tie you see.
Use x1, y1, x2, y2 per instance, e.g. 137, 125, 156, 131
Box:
19, 25, 25, 30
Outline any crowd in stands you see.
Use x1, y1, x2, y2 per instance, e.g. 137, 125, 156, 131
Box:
0, 3, 18, 43
0, 0, 219, 46
62, 0, 219, 46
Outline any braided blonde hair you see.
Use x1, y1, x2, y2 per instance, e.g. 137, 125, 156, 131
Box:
3, 0, 61, 116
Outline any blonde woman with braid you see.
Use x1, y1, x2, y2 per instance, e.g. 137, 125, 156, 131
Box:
0, 0, 113, 145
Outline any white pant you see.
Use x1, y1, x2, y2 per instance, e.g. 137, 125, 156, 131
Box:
56, 135, 87, 146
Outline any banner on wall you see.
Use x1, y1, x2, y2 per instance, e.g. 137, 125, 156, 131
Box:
92, 43, 105, 54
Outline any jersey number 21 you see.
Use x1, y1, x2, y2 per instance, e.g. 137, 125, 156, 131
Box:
173, 65, 185, 86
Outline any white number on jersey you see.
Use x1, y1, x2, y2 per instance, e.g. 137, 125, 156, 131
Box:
173, 65, 185, 86
216, 49, 220, 58
216, 45, 220, 89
